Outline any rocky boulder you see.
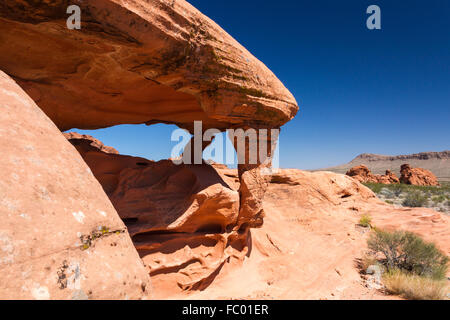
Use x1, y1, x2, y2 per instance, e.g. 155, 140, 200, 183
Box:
346, 165, 400, 184
400, 164, 439, 186
346, 165, 377, 183
377, 170, 400, 184
0, 72, 151, 299
64, 132, 119, 154
64, 133, 243, 296
346, 165, 399, 184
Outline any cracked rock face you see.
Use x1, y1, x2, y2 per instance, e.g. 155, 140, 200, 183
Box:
0, 72, 151, 299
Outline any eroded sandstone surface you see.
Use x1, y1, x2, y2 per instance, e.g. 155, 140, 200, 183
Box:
0, 0, 297, 132
62, 133, 450, 299
0, 72, 151, 299
64, 133, 249, 294
180, 169, 450, 300
2, 0, 446, 301
0, 1, 299, 270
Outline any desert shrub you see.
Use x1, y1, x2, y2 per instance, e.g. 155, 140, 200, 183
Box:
367, 229, 448, 280
379, 188, 395, 199
402, 191, 429, 207
358, 214, 372, 228
385, 200, 394, 204
359, 254, 381, 272
390, 184, 406, 197
363, 183, 383, 194
432, 195, 446, 203
383, 269, 447, 300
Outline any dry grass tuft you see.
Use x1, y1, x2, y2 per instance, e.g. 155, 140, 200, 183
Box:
360, 254, 379, 272
358, 214, 372, 228
383, 270, 448, 300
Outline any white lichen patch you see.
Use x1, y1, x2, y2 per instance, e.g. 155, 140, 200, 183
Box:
0, 88, 34, 108
31, 284, 50, 300
67, 262, 84, 290
19, 213, 30, 219
115, 272, 123, 280
1, 198, 18, 212
36, 186, 51, 201
72, 211, 85, 224
29, 158, 42, 166
0, 231, 14, 265
97, 210, 107, 217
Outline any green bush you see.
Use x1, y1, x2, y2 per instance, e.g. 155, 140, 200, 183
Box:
367, 229, 448, 280
390, 184, 406, 197
402, 191, 429, 207
363, 183, 383, 194
431, 195, 446, 203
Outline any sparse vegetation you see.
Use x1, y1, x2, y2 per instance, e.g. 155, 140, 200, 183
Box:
402, 191, 429, 207
360, 254, 380, 272
432, 195, 446, 203
80, 226, 125, 250
382, 269, 447, 300
358, 214, 372, 228
390, 184, 405, 197
363, 182, 450, 213
367, 229, 448, 279
364, 182, 384, 194
364, 229, 449, 300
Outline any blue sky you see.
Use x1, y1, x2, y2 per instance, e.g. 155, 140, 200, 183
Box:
74, 0, 450, 170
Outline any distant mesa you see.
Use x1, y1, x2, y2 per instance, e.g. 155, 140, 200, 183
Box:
323, 151, 450, 182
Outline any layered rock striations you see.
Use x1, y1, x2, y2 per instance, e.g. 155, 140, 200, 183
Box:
0, 0, 297, 131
